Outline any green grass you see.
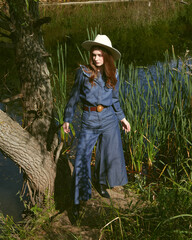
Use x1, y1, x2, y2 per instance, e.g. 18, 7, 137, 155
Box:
106, 181, 192, 240
41, 0, 192, 66
1, 179, 191, 240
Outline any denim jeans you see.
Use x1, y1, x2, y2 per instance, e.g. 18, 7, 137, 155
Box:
72, 106, 128, 205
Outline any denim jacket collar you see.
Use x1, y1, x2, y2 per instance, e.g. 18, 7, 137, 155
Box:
80, 65, 91, 78
80, 65, 103, 86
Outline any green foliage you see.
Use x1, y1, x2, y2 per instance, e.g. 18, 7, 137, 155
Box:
1, 180, 191, 239
97, 178, 192, 240
41, 1, 192, 66
2, 41, 192, 236
0, 213, 29, 240
119, 49, 192, 184
49, 43, 75, 142
0, 193, 56, 240
76, 26, 101, 65
74, 27, 192, 239
25, 0, 29, 12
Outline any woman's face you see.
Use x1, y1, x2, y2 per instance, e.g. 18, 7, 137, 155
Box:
92, 49, 104, 68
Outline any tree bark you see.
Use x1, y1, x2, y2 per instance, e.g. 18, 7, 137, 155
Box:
6, 0, 57, 150
0, 0, 61, 201
0, 110, 56, 195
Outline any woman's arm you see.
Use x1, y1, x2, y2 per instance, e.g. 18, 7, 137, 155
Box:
63, 68, 83, 123
112, 71, 131, 132
112, 75, 125, 121
62, 68, 83, 134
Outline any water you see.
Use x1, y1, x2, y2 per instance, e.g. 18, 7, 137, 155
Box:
0, 103, 24, 222
0, 153, 24, 222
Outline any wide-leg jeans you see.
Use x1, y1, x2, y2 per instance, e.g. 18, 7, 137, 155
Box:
72, 106, 128, 205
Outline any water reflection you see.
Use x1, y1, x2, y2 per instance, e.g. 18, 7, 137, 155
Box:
0, 152, 24, 222
0, 103, 24, 222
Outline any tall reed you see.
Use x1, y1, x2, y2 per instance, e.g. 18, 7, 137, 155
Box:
76, 26, 101, 65
49, 43, 74, 142
119, 49, 192, 182
76, 28, 192, 183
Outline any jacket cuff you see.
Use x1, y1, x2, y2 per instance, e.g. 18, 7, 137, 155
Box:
117, 113, 125, 121
63, 117, 72, 123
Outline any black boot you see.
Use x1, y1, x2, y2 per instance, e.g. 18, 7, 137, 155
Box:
98, 184, 110, 198
72, 204, 80, 219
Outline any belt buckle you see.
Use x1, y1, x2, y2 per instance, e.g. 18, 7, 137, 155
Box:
96, 105, 104, 112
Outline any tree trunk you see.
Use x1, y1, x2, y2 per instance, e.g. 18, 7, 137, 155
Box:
0, 110, 56, 196
0, 0, 61, 201
7, 0, 56, 151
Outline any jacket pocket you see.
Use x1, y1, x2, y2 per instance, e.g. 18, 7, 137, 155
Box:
83, 79, 92, 94
112, 102, 121, 112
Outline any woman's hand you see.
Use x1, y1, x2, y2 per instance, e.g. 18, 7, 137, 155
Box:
62, 122, 70, 134
121, 118, 131, 133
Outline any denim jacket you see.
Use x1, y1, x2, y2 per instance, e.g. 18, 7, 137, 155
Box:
64, 65, 125, 123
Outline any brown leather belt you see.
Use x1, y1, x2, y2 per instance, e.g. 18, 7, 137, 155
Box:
83, 105, 106, 112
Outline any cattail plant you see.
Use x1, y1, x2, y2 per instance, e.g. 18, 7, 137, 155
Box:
49, 43, 75, 143
119, 49, 192, 183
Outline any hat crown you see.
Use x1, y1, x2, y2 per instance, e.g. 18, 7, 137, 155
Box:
81, 34, 121, 60
93, 34, 112, 48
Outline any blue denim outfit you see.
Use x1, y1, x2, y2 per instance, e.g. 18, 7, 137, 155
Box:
64, 65, 128, 204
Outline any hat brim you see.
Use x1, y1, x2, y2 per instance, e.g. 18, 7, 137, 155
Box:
82, 41, 121, 61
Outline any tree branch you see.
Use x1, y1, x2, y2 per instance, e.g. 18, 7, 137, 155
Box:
33, 17, 51, 28
180, 0, 189, 4
1, 93, 23, 103
0, 109, 56, 195
55, 141, 64, 164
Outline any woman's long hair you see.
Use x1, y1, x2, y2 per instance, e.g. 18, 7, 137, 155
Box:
88, 47, 117, 89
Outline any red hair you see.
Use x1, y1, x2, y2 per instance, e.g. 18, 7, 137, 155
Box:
87, 47, 117, 89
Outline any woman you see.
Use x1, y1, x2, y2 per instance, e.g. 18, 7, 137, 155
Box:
63, 34, 131, 216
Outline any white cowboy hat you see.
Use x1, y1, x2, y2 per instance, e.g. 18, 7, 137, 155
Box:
82, 34, 121, 61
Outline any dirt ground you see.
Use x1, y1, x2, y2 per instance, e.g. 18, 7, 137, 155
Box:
34, 185, 140, 240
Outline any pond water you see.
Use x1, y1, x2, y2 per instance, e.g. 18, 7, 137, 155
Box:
0, 152, 24, 222
0, 103, 24, 222
0, 2, 192, 221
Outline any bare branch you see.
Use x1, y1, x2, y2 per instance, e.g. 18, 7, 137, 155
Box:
33, 17, 51, 28
1, 93, 23, 103
55, 141, 64, 164
180, 0, 189, 4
